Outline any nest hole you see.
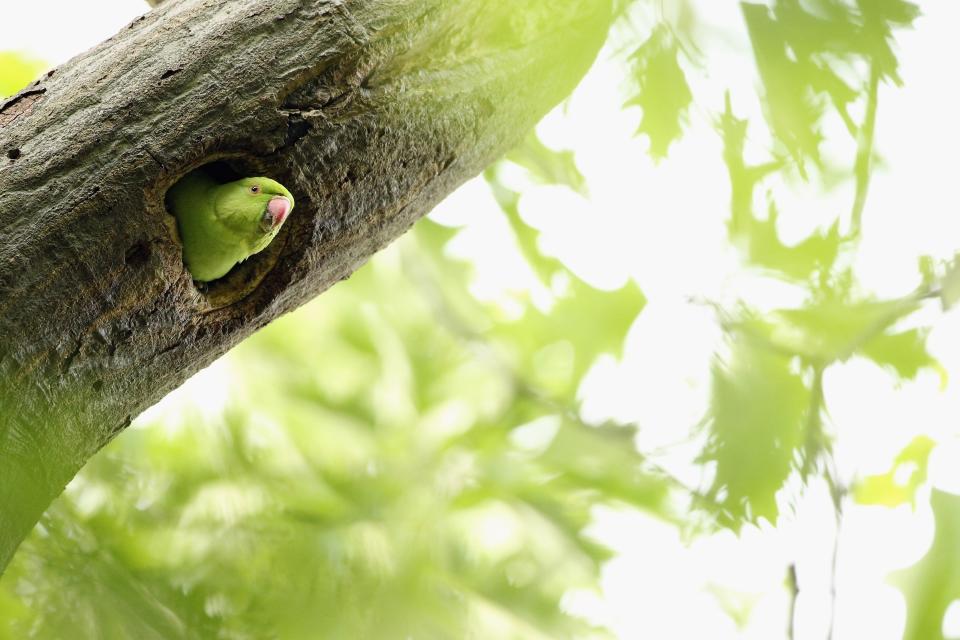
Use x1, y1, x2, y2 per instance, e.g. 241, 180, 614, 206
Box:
124, 241, 151, 267
164, 158, 290, 311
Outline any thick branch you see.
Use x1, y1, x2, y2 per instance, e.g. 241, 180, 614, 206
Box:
0, 0, 610, 572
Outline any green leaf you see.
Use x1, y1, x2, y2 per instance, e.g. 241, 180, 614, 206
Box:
739, 0, 918, 168
540, 421, 666, 511
485, 166, 560, 284
891, 489, 960, 640
860, 0, 922, 27
736, 295, 922, 364
860, 328, 944, 383
505, 132, 587, 196
858, 0, 922, 84
741, 2, 825, 167
743, 202, 841, 281
716, 93, 784, 240
699, 338, 811, 527
495, 276, 646, 400
484, 168, 646, 398
854, 436, 935, 507
624, 24, 692, 160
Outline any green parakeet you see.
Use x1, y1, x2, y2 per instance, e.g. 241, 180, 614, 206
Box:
167, 172, 295, 282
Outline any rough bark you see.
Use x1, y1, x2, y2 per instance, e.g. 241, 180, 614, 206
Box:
0, 0, 611, 573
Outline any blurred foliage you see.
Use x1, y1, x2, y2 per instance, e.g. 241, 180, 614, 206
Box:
741, 0, 919, 170
717, 92, 837, 276
505, 132, 588, 197
700, 285, 940, 528
699, 337, 811, 525
0, 221, 664, 638
855, 436, 934, 508
0, 52, 45, 98
2, 0, 959, 637
484, 163, 646, 401
699, 0, 941, 536
621, 2, 952, 634
892, 489, 960, 640
733, 295, 924, 365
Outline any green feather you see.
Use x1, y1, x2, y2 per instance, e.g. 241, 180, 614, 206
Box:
168, 173, 295, 282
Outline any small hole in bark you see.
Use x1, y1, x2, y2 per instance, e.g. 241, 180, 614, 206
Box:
339, 168, 358, 188
125, 242, 151, 267
160, 68, 182, 80
6, 148, 21, 160
92, 380, 104, 392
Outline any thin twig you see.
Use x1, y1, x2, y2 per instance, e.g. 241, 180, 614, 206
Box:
824, 455, 847, 640
803, 365, 827, 476
786, 563, 798, 640
849, 63, 881, 238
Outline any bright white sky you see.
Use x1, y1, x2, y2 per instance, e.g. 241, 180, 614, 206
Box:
6, 1, 960, 638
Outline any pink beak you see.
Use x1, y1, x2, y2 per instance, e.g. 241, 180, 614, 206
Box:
267, 197, 291, 228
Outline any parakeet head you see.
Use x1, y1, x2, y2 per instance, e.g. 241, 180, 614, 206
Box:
213, 177, 295, 240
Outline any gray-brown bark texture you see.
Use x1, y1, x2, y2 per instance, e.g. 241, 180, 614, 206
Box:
0, 0, 611, 573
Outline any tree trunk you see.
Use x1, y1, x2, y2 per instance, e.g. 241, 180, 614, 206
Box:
0, 0, 610, 573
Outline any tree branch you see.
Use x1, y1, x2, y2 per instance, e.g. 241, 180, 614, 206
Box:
0, 0, 612, 573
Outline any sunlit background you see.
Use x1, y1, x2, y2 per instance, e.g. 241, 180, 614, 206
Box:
3, 1, 960, 638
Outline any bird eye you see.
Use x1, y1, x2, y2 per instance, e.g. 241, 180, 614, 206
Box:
250, 185, 260, 194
